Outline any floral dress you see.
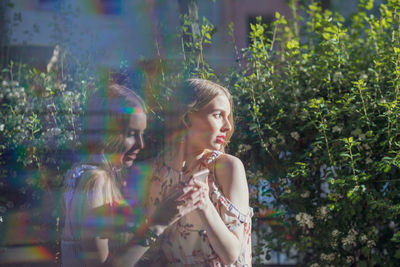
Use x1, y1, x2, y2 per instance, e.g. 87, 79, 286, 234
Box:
148, 151, 253, 266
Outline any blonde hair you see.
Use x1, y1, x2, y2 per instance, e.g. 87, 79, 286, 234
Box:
83, 83, 146, 156
166, 78, 234, 149
67, 84, 145, 206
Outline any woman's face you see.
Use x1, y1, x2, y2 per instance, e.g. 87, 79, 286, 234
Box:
187, 94, 232, 152
120, 112, 147, 167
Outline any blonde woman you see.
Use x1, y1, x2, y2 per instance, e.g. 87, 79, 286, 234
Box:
147, 79, 253, 266
61, 83, 203, 267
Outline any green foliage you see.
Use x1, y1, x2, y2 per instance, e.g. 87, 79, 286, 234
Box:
0, 61, 94, 216
228, 0, 400, 265
2, 1, 400, 265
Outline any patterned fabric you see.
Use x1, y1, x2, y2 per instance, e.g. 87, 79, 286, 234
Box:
148, 151, 253, 266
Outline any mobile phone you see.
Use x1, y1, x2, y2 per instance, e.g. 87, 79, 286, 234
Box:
191, 169, 210, 183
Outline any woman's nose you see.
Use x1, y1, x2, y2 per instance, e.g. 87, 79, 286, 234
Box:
136, 134, 145, 149
222, 118, 232, 132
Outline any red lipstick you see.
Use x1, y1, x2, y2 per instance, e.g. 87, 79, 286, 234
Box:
216, 135, 226, 144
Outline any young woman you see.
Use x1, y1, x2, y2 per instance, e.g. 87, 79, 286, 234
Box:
147, 79, 253, 266
61, 83, 204, 267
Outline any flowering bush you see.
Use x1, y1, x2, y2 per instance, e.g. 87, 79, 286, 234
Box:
228, 0, 400, 265
2, 1, 400, 266
0, 63, 93, 230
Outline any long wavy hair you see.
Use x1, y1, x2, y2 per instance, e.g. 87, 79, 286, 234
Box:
165, 78, 234, 155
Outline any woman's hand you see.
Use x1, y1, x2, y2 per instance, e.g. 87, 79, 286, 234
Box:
150, 177, 210, 231
191, 178, 212, 212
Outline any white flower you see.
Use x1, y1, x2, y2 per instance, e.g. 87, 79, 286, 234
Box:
295, 212, 314, 228
54, 128, 61, 136
0, 124, 4, 131
351, 128, 362, 136
238, 144, 252, 154
346, 256, 354, 263
300, 191, 310, 198
2, 80, 9, 86
366, 158, 373, 164
316, 206, 329, 220
342, 228, 358, 246
367, 240, 376, 248
360, 234, 368, 242
65, 91, 73, 97
332, 125, 342, 133
277, 133, 285, 144
290, 131, 300, 141
320, 253, 335, 261
310, 263, 320, 267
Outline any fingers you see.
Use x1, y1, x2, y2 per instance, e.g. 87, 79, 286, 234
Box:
177, 184, 208, 211
192, 179, 208, 190
154, 179, 211, 226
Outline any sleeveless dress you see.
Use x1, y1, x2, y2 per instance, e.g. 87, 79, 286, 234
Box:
148, 151, 253, 266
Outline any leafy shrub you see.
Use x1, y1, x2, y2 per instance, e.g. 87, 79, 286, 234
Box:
228, 0, 400, 265
0, 61, 93, 237
2, 1, 400, 266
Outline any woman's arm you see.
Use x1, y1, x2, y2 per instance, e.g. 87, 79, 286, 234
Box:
196, 154, 249, 265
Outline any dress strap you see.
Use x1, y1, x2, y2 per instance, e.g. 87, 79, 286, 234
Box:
211, 182, 253, 224
204, 150, 223, 165
202, 151, 253, 224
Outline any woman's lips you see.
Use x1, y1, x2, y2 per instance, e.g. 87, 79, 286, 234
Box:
124, 153, 137, 161
216, 136, 225, 144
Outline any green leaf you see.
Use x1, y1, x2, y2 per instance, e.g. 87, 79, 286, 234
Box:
361, 246, 370, 257
395, 249, 400, 258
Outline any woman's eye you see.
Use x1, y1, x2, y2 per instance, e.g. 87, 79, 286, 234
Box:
213, 113, 222, 119
127, 131, 136, 137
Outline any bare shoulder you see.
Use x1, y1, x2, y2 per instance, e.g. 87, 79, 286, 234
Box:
216, 153, 245, 171
214, 153, 249, 210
